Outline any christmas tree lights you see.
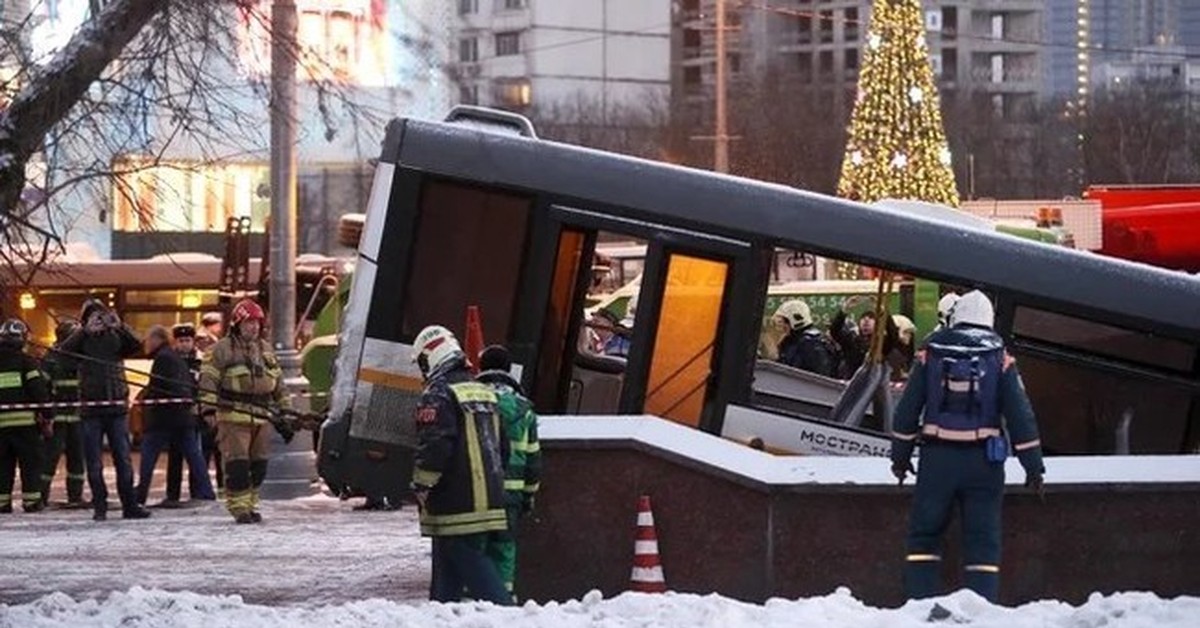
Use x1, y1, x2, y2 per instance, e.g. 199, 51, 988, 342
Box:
837, 0, 959, 208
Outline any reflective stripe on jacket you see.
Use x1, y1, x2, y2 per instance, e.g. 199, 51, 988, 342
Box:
0, 350, 50, 428
199, 336, 286, 424
476, 370, 542, 497
414, 364, 510, 537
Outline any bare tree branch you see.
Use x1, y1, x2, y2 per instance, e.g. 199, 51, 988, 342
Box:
1, 0, 169, 222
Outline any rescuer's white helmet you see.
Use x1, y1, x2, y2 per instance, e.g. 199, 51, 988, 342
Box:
951, 290, 995, 330
412, 325, 464, 378
937, 293, 961, 327
892, 314, 916, 345
774, 299, 813, 330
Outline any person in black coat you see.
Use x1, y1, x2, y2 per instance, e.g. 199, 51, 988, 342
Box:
59, 299, 150, 521
831, 296, 902, 379
163, 324, 219, 505
136, 326, 216, 505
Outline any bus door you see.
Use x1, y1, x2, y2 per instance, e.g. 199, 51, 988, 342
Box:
524, 205, 754, 433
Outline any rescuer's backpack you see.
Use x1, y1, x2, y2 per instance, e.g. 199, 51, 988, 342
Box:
923, 341, 1003, 432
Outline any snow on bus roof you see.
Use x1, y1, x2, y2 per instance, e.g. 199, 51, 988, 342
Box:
541, 416, 1200, 487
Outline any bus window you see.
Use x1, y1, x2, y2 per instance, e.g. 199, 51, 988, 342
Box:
644, 254, 729, 427
1013, 351, 1193, 454
749, 250, 954, 432
399, 179, 531, 342
534, 229, 587, 411
1013, 307, 1195, 374
563, 234, 644, 415
1011, 306, 1197, 454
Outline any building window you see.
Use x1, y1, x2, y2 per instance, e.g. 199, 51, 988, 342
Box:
942, 48, 957, 79
683, 66, 702, 86
797, 16, 812, 44
818, 50, 833, 76
818, 10, 833, 43
459, 84, 479, 105
239, 4, 389, 86
113, 160, 270, 233
796, 51, 813, 82
942, 6, 958, 39
844, 7, 859, 41
495, 31, 521, 57
501, 0, 525, 10
459, 37, 478, 62
729, 53, 741, 74
495, 79, 532, 108
458, 0, 476, 15
845, 47, 859, 72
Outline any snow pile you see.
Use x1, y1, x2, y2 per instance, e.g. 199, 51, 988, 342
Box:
3, 587, 1197, 628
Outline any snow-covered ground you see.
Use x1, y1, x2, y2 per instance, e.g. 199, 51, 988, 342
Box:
4, 450, 1196, 626
0, 493, 430, 606
2, 491, 1196, 628
3, 587, 1198, 628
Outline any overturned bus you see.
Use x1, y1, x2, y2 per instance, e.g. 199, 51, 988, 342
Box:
318, 107, 1200, 502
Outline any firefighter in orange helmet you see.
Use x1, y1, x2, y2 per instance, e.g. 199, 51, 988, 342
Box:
198, 299, 288, 523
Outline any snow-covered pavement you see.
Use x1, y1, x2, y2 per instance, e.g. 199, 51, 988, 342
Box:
0, 494, 430, 606
3, 587, 1198, 628
2, 484, 1196, 627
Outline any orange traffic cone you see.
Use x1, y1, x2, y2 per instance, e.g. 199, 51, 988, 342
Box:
464, 305, 485, 375
630, 495, 666, 593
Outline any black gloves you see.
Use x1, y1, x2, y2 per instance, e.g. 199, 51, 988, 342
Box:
272, 412, 295, 444
1025, 472, 1045, 502
892, 459, 915, 485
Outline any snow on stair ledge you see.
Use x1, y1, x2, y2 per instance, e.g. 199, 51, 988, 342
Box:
540, 415, 1200, 488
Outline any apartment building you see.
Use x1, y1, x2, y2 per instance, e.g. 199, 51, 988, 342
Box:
450, 0, 671, 112
676, 1, 1044, 127
1045, 0, 1200, 98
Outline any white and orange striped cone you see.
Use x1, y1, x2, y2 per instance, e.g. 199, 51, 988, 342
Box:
630, 494, 667, 593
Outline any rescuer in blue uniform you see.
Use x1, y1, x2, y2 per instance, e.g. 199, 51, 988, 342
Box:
409, 325, 512, 606
890, 290, 1045, 603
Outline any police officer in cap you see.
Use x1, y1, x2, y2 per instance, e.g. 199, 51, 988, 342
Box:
163, 323, 218, 504
410, 325, 512, 605
0, 319, 52, 513
890, 291, 1045, 603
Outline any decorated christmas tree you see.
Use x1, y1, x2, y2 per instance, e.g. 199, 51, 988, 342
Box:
837, 0, 959, 208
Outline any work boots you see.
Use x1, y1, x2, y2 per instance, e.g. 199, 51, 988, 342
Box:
123, 505, 152, 520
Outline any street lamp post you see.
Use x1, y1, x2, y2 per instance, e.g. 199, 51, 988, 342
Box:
270, 0, 299, 375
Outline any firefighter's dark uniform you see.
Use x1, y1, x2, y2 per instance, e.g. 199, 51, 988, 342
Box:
41, 348, 85, 505
476, 369, 542, 598
891, 325, 1044, 602
413, 358, 512, 605
777, 326, 838, 377
0, 348, 51, 512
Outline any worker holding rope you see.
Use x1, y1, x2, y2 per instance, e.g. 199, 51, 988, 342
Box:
199, 298, 289, 524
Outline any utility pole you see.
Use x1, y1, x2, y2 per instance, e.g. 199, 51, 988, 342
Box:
270, 0, 299, 375
714, 0, 729, 173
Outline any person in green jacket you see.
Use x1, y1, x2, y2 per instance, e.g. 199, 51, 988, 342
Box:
475, 345, 542, 599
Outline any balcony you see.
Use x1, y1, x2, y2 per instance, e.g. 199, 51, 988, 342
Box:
968, 66, 1040, 92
